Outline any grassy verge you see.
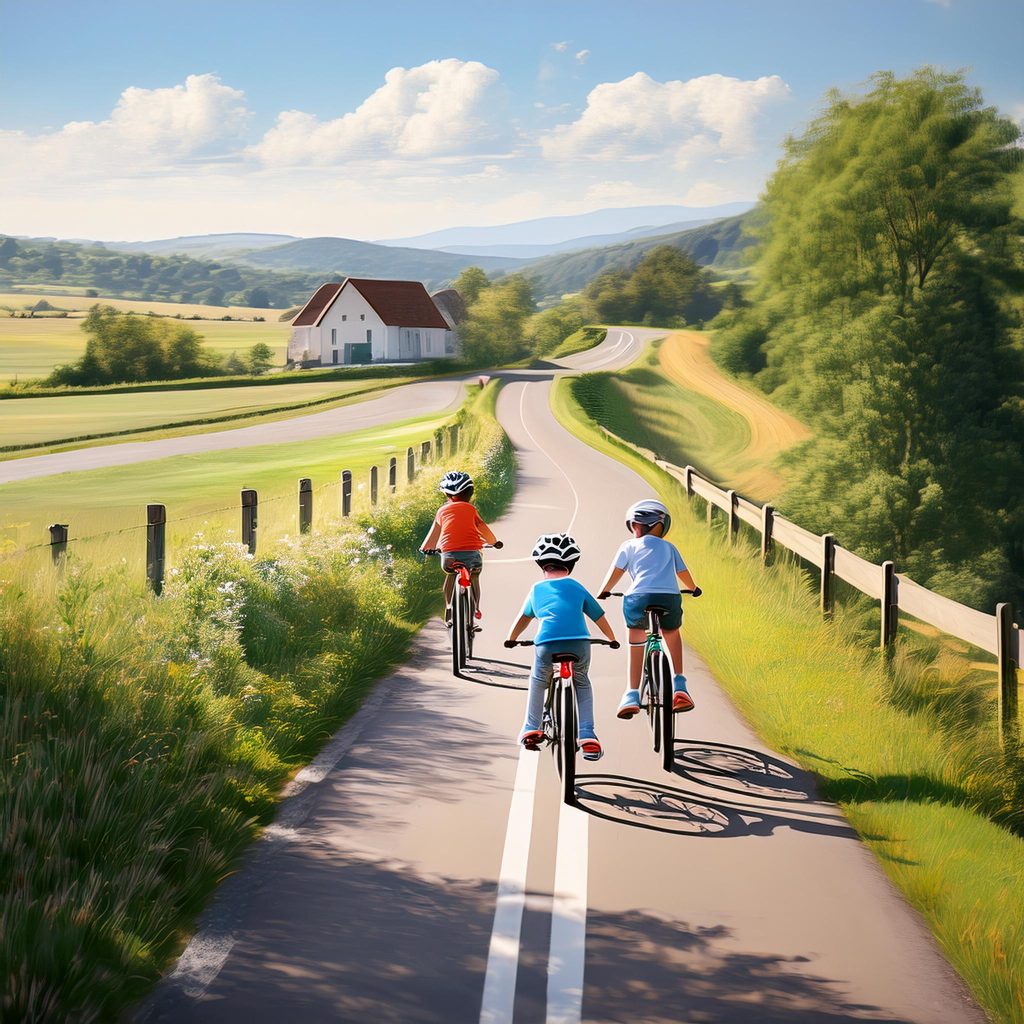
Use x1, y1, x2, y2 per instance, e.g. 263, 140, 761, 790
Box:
553, 375, 1024, 1024
549, 325, 607, 359
0, 382, 515, 1022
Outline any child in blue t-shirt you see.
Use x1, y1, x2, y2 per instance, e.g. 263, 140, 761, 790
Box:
598, 499, 701, 719
505, 532, 618, 759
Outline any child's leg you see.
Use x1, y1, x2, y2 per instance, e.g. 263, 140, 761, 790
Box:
521, 645, 552, 734
663, 627, 683, 676
628, 627, 646, 688
442, 569, 456, 612
470, 567, 482, 610
570, 644, 595, 734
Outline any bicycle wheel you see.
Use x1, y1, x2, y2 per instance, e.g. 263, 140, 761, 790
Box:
652, 652, 675, 772
561, 681, 577, 806
551, 677, 564, 778
643, 654, 661, 755
465, 588, 476, 662
458, 589, 471, 670
450, 593, 463, 676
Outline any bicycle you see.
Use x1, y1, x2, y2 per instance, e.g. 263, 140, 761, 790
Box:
508, 639, 615, 806
603, 591, 698, 773
424, 543, 501, 676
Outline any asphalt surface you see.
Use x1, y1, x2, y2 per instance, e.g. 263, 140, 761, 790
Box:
136, 329, 981, 1024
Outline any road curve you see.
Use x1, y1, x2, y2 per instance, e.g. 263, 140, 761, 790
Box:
137, 345, 982, 1023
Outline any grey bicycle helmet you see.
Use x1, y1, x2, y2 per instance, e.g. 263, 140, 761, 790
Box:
625, 498, 672, 536
531, 532, 583, 564
439, 470, 473, 496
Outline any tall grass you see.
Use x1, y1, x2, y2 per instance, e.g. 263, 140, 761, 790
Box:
0, 383, 515, 1022
554, 376, 1024, 1024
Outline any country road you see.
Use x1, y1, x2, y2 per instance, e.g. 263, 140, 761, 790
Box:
137, 327, 981, 1024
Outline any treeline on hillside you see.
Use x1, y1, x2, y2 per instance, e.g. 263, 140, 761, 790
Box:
454, 246, 727, 365
713, 68, 1024, 608
47, 306, 275, 386
0, 236, 321, 309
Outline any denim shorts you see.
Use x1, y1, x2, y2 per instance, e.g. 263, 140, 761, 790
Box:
441, 549, 483, 573
623, 591, 682, 630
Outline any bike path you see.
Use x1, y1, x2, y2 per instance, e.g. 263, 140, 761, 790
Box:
137, 338, 981, 1023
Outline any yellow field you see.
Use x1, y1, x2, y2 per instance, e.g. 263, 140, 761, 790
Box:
0, 316, 292, 381
0, 291, 288, 320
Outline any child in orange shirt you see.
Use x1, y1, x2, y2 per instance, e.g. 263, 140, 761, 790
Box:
420, 471, 502, 622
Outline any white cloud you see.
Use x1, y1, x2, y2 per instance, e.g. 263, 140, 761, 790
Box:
541, 71, 789, 165
552, 41, 569, 52
251, 58, 503, 166
0, 74, 249, 178
575, 49, 590, 64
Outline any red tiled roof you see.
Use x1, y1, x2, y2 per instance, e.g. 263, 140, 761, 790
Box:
292, 282, 343, 326
347, 278, 449, 329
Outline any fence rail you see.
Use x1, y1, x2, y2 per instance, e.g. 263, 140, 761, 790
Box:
600, 426, 1022, 745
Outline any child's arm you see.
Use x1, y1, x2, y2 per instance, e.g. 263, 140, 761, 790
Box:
476, 516, 498, 546
678, 568, 700, 593
598, 565, 626, 599
420, 520, 441, 552
594, 612, 618, 645
505, 613, 532, 646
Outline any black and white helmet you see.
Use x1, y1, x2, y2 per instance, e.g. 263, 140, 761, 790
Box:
439, 470, 473, 496
531, 532, 582, 564
625, 499, 672, 536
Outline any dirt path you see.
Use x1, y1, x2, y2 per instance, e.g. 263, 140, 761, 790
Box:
659, 330, 810, 494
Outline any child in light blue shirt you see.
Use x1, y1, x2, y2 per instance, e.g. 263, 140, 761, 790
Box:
505, 533, 618, 759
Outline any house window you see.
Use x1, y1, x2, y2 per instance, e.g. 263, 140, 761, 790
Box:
366, 329, 372, 344
425, 332, 431, 354
331, 328, 337, 346
360, 314, 365, 321
342, 314, 347, 322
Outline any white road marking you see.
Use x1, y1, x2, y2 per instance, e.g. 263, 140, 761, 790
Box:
479, 748, 541, 1024
571, 329, 636, 372
547, 802, 590, 1024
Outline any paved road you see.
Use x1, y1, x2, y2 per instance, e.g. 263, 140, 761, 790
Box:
137, 330, 981, 1023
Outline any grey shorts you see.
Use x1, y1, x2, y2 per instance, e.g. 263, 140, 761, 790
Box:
441, 550, 483, 574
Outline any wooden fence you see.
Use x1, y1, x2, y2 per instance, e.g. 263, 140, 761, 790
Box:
601, 427, 1023, 746
28, 420, 463, 597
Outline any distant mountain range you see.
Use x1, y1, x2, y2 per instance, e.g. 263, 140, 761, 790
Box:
102, 233, 299, 259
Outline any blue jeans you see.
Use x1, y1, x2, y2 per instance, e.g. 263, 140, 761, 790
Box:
522, 640, 595, 736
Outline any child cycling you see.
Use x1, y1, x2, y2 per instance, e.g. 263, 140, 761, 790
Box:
420, 470, 501, 623
505, 533, 618, 760
597, 499, 702, 719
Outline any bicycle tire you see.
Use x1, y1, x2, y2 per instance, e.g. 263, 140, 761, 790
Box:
552, 677, 563, 778
458, 589, 471, 670
450, 592, 463, 676
561, 680, 576, 806
653, 652, 675, 773
644, 651, 661, 755
466, 589, 475, 662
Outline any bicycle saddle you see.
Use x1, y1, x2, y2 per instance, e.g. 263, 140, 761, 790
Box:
550, 652, 581, 664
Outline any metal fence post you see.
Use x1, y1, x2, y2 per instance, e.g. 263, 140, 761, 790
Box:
370, 466, 378, 505
997, 603, 1019, 748
760, 504, 774, 564
726, 489, 738, 543
389, 457, 397, 493
820, 534, 836, 619
241, 488, 258, 555
881, 561, 898, 655
146, 504, 166, 595
341, 470, 352, 517
407, 446, 415, 483
298, 478, 312, 534
48, 523, 69, 566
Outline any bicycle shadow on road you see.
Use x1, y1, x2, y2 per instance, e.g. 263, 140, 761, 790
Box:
573, 772, 858, 841
458, 655, 530, 690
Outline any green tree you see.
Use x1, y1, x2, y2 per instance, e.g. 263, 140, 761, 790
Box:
453, 266, 489, 306
247, 342, 275, 374
458, 274, 534, 364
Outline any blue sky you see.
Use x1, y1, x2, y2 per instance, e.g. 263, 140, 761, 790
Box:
1, 0, 1021, 240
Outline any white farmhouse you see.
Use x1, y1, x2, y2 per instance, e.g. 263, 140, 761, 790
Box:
287, 278, 457, 366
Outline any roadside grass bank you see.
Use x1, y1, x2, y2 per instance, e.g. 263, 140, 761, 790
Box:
0, 403, 464, 566
553, 376, 1024, 1024
548, 325, 606, 360
0, 376, 410, 454
0, 382, 515, 1022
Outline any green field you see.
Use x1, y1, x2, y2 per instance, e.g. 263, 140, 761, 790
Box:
0, 378, 394, 449
0, 290, 287, 320
0, 315, 292, 381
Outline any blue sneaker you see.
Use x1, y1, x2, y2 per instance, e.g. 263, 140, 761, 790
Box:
579, 728, 603, 761
617, 689, 641, 719
673, 675, 694, 713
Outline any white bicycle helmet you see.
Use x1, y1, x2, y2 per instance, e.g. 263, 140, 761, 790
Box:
531, 532, 582, 564
625, 498, 672, 536
439, 470, 473, 496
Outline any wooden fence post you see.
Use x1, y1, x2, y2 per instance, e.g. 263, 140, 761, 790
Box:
241, 489, 257, 555
341, 470, 352, 517
421, 440, 431, 464
997, 603, 1019, 748
370, 466, 378, 505
706, 497, 714, 527
449, 423, 459, 454
881, 560, 898, 655
298, 478, 312, 534
407, 446, 415, 483
434, 428, 444, 461
684, 465, 694, 498
760, 504, 774, 564
388, 457, 397, 493
48, 523, 68, 566
146, 504, 166, 595
820, 534, 836, 619
726, 489, 739, 543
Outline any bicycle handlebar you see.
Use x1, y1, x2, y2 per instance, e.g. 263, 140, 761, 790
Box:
599, 589, 701, 598
421, 542, 503, 556
507, 639, 618, 648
